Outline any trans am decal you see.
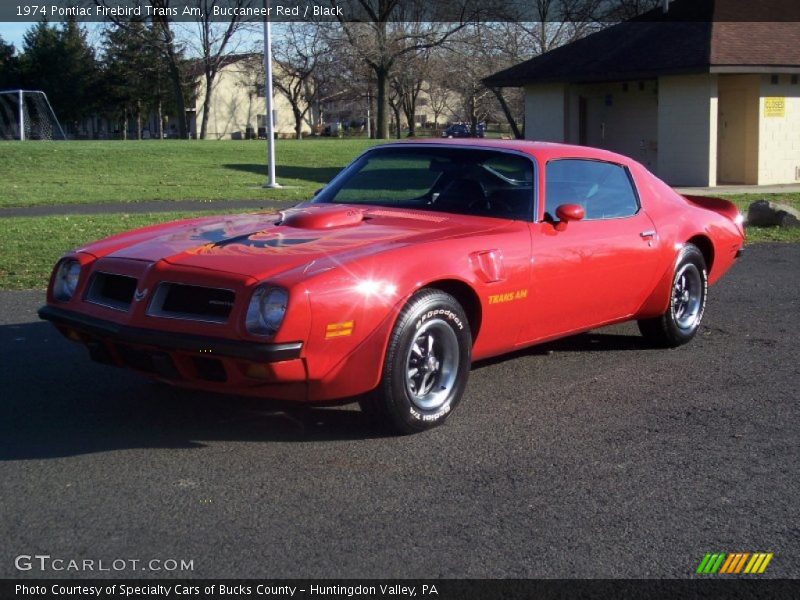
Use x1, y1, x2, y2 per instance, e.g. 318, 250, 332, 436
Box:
488, 289, 528, 304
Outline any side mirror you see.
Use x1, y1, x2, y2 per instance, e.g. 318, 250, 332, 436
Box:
313, 187, 324, 197
554, 203, 585, 230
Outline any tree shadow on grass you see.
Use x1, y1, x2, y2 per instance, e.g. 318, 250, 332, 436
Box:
223, 163, 340, 185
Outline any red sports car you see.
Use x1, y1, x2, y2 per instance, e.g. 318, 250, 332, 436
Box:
40, 140, 744, 433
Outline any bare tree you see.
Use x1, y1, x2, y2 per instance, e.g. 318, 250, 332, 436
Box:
272, 23, 326, 139
330, 1, 471, 139
387, 79, 402, 138
423, 59, 455, 133
388, 25, 431, 137
185, 0, 253, 139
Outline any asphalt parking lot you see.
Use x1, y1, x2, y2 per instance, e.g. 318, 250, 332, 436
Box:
1, 243, 797, 579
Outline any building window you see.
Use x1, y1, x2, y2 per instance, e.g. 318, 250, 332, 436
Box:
770, 74, 779, 85
792, 75, 798, 85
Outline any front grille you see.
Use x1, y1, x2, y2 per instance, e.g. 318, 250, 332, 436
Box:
147, 283, 235, 323
86, 272, 138, 310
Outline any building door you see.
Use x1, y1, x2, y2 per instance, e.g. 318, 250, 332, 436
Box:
717, 88, 748, 183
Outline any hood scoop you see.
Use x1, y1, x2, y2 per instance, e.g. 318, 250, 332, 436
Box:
281, 205, 365, 229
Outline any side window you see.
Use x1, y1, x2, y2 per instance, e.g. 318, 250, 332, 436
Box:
545, 159, 639, 220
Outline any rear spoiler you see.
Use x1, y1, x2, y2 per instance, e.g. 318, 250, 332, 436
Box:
682, 195, 740, 222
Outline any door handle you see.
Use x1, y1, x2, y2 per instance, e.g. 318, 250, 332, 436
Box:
640, 230, 656, 238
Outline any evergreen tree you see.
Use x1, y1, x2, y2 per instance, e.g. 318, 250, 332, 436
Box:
101, 21, 194, 139
19, 19, 101, 124
0, 34, 21, 89
102, 20, 157, 139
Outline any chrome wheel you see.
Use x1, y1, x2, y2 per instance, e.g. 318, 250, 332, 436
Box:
404, 319, 460, 411
671, 263, 703, 330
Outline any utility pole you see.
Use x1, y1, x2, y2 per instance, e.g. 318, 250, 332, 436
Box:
262, 0, 280, 188
18, 90, 24, 141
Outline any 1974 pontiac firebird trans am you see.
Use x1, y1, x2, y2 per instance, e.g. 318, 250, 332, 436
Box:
40, 140, 745, 433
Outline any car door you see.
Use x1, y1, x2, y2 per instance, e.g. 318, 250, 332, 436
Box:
524, 158, 661, 343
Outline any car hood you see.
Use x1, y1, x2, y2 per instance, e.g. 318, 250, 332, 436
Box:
79, 204, 509, 281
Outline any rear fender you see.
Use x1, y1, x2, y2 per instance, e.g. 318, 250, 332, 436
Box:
683, 195, 744, 235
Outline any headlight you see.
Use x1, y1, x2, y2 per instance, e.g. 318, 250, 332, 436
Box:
53, 259, 81, 301
245, 285, 288, 336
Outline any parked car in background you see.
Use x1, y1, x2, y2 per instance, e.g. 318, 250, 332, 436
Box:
442, 122, 485, 138
40, 140, 744, 434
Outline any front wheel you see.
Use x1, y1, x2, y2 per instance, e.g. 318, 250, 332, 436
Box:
638, 243, 707, 347
360, 289, 471, 434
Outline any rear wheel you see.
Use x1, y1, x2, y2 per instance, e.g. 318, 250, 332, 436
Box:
638, 244, 707, 347
360, 289, 471, 434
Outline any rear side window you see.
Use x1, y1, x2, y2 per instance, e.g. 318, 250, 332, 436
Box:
545, 159, 639, 220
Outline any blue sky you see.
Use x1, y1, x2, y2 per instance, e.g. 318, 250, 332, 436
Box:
1, 23, 35, 48
1, 22, 106, 50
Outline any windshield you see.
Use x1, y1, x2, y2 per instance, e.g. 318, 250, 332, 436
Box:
313, 146, 535, 221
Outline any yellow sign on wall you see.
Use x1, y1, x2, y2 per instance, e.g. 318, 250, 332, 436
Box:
765, 97, 786, 117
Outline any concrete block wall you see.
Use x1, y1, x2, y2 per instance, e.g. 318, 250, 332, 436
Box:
657, 74, 718, 187
524, 83, 566, 142
757, 74, 800, 185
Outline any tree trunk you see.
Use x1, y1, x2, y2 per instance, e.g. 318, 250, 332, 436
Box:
166, 58, 188, 138
392, 105, 402, 139
136, 100, 142, 140
490, 87, 522, 139
375, 66, 389, 139
294, 107, 303, 140
200, 72, 213, 140
404, 104, 416, 137
469, 94, 478, 138
157, 97, 163, 140
156, 18, 189, 139
122, 112, 128, 141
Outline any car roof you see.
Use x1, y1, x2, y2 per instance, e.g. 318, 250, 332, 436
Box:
374, 137, 637, 166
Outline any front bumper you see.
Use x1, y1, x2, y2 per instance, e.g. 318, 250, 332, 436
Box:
38, 305, 303, 363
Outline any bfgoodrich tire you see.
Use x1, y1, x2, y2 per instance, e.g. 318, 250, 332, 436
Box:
638, 243, 707, 348
360, 289, 472, 434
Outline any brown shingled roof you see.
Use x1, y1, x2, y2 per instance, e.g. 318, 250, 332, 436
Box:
484, 0, 800, 87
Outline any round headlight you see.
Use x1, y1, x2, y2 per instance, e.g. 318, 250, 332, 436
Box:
245, 286, 288, 336
53, 260, 81, 301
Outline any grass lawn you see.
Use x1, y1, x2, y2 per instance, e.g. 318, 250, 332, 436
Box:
0, 138, 379, 207
1, 206, 794, 290
0, 211, 241, 290
0, 139, 798, 289
725, 194, 800, 242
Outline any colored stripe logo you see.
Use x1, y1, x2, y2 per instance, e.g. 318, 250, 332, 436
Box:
325, 321, 354, 339
696, 553, 773, 574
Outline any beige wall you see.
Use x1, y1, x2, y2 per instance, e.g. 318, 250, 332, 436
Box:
757, 74, 800, 185
195, 58, 310, 140
657, 74, 718, 186
566, 80, 659, 171
717, 74, 760, 184
518, 70, 800, 187
524, 83, 566, 142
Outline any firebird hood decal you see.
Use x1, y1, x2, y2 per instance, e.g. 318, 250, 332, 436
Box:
83, 207, 509, 280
